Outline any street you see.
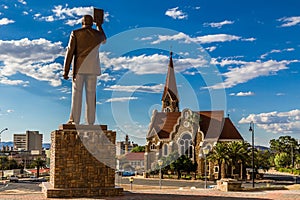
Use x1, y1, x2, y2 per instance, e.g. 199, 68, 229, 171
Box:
116, 172, 300, 189
0, 174, 298, 200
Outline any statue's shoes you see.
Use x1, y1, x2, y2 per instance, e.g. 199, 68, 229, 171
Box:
66, 120, 76, 125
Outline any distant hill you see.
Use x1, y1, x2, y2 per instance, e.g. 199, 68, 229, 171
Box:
43, 143, 50, 149
0, 141, 51, 149
255, 145, 270, 151
0, 141, 13, 148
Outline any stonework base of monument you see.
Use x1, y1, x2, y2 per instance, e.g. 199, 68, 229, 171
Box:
42, 182, 123, 198
42, 124, 123, 198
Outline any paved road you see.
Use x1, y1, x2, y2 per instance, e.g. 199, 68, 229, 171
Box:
264, 173, 300, 184
0, 175, 298, 200
116, 173, 298, 189
0, 183, 299, 200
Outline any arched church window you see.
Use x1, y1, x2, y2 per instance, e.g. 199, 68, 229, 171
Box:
179, 133, 193, 158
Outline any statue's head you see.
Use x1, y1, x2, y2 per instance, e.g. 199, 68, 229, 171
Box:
82, 15, 93, 27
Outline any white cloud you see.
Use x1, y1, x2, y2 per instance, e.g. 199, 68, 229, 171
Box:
18, 0, 27, 5
104, 84, 164, 93
206, 46, 217, 52
58, 86, 71, 94
260, 48, 295, 59
208, 59, 298, 89
99, 73, 116, 82
0, 76, 29, 86
165, 7, 187, 20
105, 97, 138, 103
151, 32, 250, 44
197, 34, 241, 43
0, 18, 15, 25
100, 52, 209, 75
229, 91, 254, 96
241, 37, 256, 42
139, 36, 153, 41
36, 5, 110, 26
278, 16, 300, 27
204, 20, 234, 28
239, 109, 300, 134
276, 93, 285, 96
0, 38, 65, 87
210, 58, 246, 67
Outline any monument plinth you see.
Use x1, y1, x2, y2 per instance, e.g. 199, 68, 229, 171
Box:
42, 124, 123, 198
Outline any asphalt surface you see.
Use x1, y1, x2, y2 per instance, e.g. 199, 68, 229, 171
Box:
116, 172, 300, 189
0, 173, 298, 200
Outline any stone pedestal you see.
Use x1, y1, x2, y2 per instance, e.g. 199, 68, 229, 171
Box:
217, 178, 242, 192
42, 124, 123, 198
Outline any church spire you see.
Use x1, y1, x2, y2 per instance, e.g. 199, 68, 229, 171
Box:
161, 51, 179, 112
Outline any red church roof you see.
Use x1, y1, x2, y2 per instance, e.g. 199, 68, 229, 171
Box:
125, 152, 145, 161
147, 110, 243, 141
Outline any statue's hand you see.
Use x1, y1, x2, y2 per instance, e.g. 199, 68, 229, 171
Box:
63, 74, 69, 80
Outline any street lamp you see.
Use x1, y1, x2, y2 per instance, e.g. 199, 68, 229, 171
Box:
0, 128, 8, 180
158, 159, 163, 189
203, 146, 210, 189
249, 121, 255, 188
129, 176, 134, 190
0, 128, 8, 144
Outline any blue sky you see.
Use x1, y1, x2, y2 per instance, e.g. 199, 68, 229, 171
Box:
0, 0, 299, 146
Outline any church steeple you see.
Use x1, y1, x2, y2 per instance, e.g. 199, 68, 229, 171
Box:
161, 51, 179, 112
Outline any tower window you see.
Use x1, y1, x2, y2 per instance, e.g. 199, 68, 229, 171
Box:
164, 107, 171, 112
166, 100, 170, 106
150, 143, 156, 150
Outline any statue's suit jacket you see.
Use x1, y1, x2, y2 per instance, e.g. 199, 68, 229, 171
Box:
63, 26, 106, 78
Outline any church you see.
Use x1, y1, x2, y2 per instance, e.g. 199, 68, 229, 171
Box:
144, 52, 244, 177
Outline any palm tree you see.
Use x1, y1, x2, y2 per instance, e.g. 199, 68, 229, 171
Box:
207, 142, 229, 180
226, 141, 251, 179
32, 157, 46, 178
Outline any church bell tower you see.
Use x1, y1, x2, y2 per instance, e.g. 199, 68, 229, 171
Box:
161, 52, 180, 112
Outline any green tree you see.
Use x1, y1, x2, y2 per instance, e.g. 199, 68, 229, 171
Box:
207, 142, 229, 179
31, 157, 46, 178
274, 152, 290, 168
0, 157, 21, 170
295, 154, 300, 168
131, 146, 145, 152
270, 136, 299, 167
226, 141, 251, 178
170, 155, 187, 179
160, 151, 180, 178
0, 156, 8, 170
6, 159, 19, 170
256, 149, 272, 171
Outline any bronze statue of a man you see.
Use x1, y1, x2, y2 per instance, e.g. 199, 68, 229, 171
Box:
63, 14, 106, 125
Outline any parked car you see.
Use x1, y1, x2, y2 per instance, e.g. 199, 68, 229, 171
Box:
122, 171, 135, 176
30, 176, 38, 182
9, 175, 19, 182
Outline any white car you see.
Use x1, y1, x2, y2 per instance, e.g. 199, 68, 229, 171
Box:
30, 176, 38, 181
9, 175, 19, 182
